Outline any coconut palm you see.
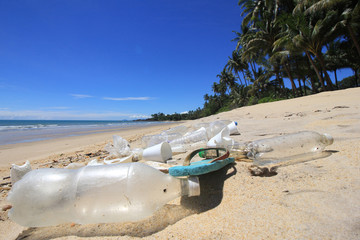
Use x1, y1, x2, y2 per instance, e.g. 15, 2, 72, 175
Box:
225, 50, 248, 86
301, 0, 360, 57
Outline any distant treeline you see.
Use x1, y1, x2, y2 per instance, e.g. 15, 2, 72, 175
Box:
146, 0, 359, 122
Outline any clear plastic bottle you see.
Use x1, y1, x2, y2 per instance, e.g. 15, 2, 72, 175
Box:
247, 131, 333, 166
142, 132, 182, 148
162, 125, 188, 135
169, 127, 208, 147
7, 162, 200, 227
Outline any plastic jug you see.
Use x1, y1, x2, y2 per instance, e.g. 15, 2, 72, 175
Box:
7, 162, 200, 227
246, 131, 334, 165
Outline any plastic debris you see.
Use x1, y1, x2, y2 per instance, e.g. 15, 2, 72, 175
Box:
10, 161, 32, 184
207, 127, 234, 148
169, 127, 208, 152
246, 131, 334, 166
142, 142, 172, 162
227, 121, 240, 135
65, 162, 85, 169
7, 162, 200, 227
104, 135, 132, 158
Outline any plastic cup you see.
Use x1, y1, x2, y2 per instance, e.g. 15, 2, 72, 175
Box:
227, 121, 240, 135
142, 142, 172, 162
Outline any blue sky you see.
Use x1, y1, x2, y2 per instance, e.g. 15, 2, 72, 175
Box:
0, 1, 354, 120
0, 0, 242, 120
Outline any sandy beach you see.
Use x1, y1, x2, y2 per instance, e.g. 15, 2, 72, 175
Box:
1, 87, 360, 239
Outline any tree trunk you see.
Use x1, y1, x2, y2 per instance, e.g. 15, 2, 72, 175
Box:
316, 51, 334, 90
297, 78, 303, 96
305, 51, 326, 91
249, 61, 257, 80
274, 65, 281, 98
302, 78, 307, 95
334, 70, 338, 89
305, 59, 318, 93
242, 71, 248, 87
283, 62, 298, 97
347, 24, 360, 57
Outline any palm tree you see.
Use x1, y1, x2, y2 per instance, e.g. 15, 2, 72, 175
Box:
293, 6, 338, 90
226, 50, 248, 86
303, 0, 360, 57
238, 0, 266, 28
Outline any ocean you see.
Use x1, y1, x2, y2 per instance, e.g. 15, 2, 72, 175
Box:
0, 120, 163, 145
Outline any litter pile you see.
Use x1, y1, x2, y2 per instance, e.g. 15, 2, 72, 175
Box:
6, 120, 334, 227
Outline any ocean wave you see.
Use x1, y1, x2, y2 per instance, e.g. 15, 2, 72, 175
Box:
0, 124, 60, 131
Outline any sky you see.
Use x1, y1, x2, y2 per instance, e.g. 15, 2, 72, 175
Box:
0, 0, 243, 120
0, 1, 354, 121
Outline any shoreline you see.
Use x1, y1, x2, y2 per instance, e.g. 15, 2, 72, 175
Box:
0, 121, 171, 146
0, 121, 180, 168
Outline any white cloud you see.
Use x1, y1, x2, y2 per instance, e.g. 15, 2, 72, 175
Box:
103, 97, 153, 101
70, 94, 93, 99
0, 110, 151, 120
41, 106, 70, 110
180, 111, 189, 114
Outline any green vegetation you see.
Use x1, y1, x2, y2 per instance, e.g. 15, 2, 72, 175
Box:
149, 0, 359, 122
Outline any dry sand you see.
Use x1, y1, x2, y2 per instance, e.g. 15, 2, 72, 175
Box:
1, 87, 359, 239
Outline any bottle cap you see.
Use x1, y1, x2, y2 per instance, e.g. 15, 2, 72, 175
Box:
187, 176, 200, 197
198, 148, 205, 158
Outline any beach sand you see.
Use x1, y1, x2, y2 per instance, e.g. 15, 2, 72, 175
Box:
1, 87, 359, 239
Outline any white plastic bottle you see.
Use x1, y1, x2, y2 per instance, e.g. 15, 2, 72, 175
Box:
7, 162, 200, 227
246, 131, 333, 165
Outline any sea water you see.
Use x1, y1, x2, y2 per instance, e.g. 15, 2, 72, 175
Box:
0, 120, 163, 146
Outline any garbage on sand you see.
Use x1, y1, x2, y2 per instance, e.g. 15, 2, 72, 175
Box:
246, 131, 334, 166
142, 120, 240, 153
10, 161, 32, 184
7, 120, 336, 227
7, 162, 200, 227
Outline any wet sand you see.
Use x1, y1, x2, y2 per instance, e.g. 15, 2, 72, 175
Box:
1, 87, 359, 240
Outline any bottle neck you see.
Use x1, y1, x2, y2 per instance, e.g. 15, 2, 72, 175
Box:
180, 176, 200, 197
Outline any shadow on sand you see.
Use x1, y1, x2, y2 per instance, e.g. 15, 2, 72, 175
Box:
16, 164, 237, 240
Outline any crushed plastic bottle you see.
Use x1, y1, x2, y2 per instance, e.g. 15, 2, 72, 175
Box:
169, 127, 208, 151
7, 162, 200, 227
104, 135, 132, 158
246, 131, 334, 166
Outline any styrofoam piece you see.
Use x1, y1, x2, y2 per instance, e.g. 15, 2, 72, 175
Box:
142, 142, 172, 162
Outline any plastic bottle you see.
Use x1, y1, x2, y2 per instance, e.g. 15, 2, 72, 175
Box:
142, 132, 182, 148
169, 127, 208, 147
7, 162, 200, 227
162, 125, 188, 135
246, 131, 334, 166
207, 127, 234, 148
